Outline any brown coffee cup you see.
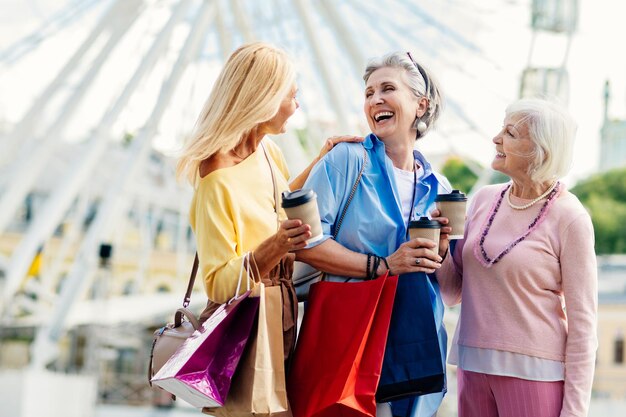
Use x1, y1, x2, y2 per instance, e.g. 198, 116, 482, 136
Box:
281, 189, 323, 244
408, 217, 441, 255
435, 190, 467, 240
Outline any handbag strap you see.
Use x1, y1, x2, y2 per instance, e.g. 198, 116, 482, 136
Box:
333, 145, 367, 239
260, 141, 281, 231
259, 140, 366, 239
182, 253, 199, 308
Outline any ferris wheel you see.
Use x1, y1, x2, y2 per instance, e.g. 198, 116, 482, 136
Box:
0, 0, 531, 379
519, 0, 579, 102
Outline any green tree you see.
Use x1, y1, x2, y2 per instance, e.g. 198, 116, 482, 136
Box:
571, 168, 626, 254
441, 156, 479, 194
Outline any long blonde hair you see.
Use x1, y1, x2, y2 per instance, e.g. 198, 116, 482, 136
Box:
176, 42, 296, 184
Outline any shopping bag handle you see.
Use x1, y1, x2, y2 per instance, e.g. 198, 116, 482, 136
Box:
230, 252, 252, 304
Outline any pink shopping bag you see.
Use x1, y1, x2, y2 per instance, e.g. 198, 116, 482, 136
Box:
152, 254, 259, 408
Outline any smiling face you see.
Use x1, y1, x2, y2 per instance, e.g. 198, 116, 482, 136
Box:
492, 113, 537, 182
364, 67, 426, 144
258, 84, 299, 135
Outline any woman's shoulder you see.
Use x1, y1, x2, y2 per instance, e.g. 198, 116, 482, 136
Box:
198, 154, 231, 179
545, 188, 595, 245
322, 142, 366, 171
195, 164, 233, 196
553, 187, 591, 222
329, 141, 365, 158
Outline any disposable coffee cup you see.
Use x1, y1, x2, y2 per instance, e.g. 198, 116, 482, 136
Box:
435, 190, 467, 240
281, 188, 323, 245
408, 217, 441, 255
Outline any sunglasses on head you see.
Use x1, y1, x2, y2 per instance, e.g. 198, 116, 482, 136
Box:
406, 52, 431, 97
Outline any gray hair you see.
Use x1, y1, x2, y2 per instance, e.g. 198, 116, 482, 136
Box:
363, 52, 444, 139
506, 98, 577, 183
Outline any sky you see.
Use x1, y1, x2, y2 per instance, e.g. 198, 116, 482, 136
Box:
436, 0, 626, 184
0, 0, 625, 186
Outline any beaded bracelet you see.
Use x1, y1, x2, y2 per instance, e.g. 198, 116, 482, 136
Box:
380, 256, 392, 275
370, 256, 381, 280
366, 253, 372, 279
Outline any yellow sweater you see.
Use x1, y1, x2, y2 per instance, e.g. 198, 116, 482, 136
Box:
189, 139, 290, 303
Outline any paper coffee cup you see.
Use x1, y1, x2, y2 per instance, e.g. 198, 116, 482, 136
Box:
435, 190, 467, 240
281, 189, 323, 245
408, 217, 441, 255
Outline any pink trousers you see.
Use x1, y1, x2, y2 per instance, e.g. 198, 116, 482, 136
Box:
457, 368, 564, 417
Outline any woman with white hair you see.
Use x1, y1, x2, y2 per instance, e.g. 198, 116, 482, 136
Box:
434, 98, 598, 417
176, 42, 360, 364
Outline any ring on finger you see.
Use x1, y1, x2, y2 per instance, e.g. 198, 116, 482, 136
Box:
415, 258, 421, 265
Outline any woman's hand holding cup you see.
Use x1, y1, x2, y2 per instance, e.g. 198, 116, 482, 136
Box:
282, 189, 323, 244
430, 208, 451, 259
253, 219, 311, 278
385, 238, 442, 275
275, 219, 311, 252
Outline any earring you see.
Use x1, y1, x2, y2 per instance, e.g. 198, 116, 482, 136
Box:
413, 117, 428, 134
417, 120, 428, 134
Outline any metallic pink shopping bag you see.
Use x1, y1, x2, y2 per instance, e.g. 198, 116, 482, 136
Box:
151, 290, 259, 408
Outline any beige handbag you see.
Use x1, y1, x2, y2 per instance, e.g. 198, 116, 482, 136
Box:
148, 254, 201, 387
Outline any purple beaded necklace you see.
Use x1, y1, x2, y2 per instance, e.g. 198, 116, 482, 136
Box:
473, 182, 561, 268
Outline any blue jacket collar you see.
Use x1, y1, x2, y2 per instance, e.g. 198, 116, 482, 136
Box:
363, 133, 376, 150
366, 133, 436, 178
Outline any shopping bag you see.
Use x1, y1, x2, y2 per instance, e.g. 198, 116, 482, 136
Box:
288, 274, 398, 417
209, 283, 290, 416
151, 254, 259, 408
375, 272, 445, 402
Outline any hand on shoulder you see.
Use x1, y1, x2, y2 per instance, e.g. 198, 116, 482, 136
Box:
318, 135, 364, 160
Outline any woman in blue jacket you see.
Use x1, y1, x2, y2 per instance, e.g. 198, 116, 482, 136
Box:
297, 51, 452, 417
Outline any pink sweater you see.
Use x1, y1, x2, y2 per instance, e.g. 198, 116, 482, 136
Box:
437, 183, 598, 417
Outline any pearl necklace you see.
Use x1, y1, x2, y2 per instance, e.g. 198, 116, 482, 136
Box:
506, 180, 558, 210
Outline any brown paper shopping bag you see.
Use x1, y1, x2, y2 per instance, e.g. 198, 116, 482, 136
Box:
208, 282, 290, 417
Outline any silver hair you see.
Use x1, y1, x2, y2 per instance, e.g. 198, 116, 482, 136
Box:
363, 51, 444, 139
506, 98, 577, 183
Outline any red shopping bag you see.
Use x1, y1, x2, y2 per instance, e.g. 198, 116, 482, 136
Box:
288, 274, 398, 417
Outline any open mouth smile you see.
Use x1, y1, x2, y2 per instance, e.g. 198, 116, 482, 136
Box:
374, 111, 394, 122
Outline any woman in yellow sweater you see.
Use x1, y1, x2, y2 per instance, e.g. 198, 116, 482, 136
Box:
176, 42, 360, 362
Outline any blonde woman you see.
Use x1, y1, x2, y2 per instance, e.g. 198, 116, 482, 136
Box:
177, 42, 360, 363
